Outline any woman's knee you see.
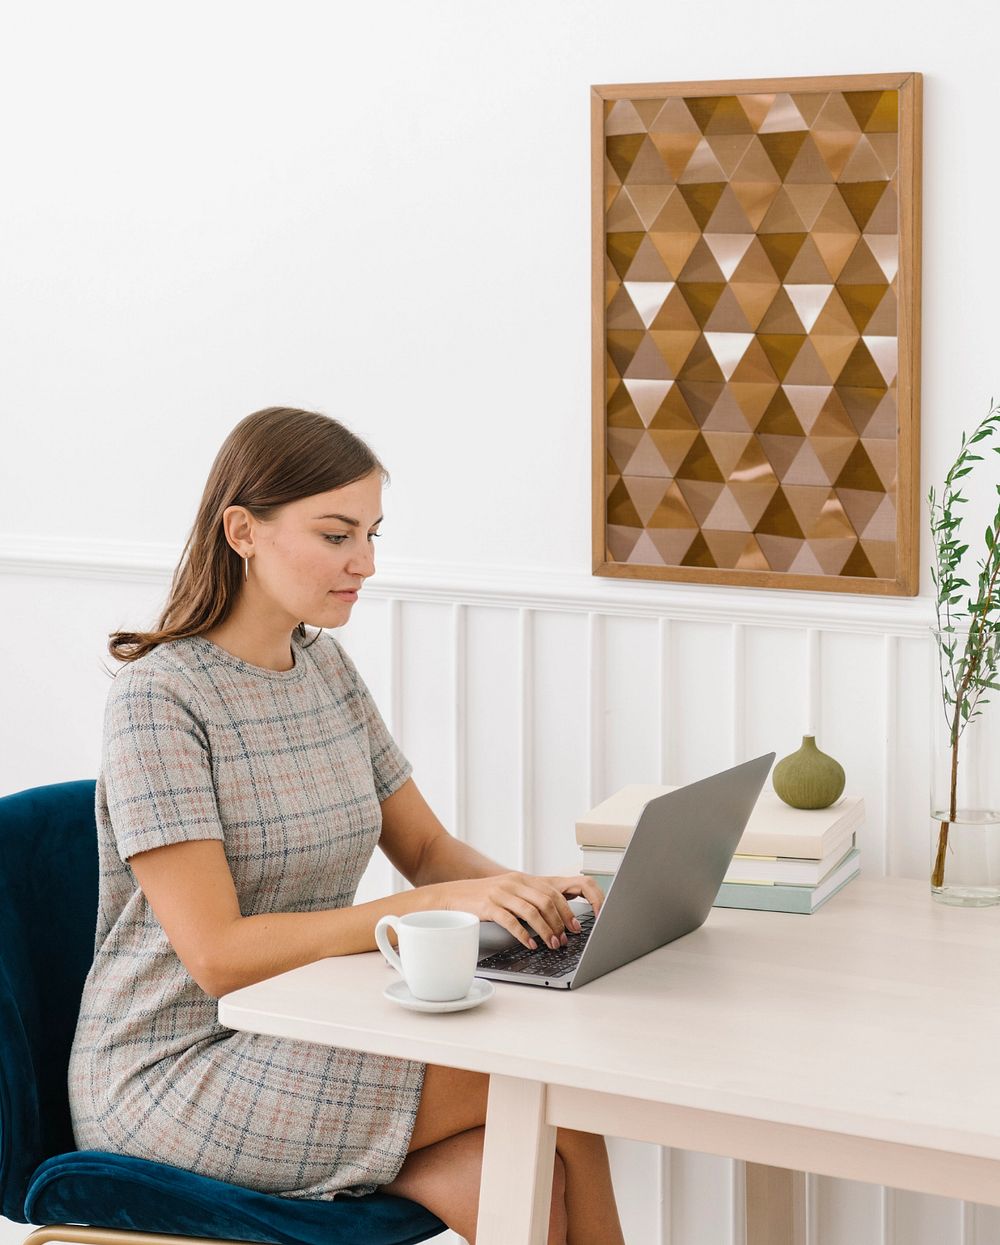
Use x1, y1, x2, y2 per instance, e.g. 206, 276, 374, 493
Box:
407, 1063, 489, 1152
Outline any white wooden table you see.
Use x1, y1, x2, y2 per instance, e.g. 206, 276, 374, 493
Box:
218, 877, 1000, 1244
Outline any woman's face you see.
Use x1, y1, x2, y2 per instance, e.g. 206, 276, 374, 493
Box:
246, 471, 383, 630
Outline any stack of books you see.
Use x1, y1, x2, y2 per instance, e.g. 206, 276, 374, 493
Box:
576, 785, 863, 914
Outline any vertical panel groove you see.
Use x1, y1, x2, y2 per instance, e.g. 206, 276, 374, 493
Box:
880, 1185, 893, 1245
452, 603, 467, 842
882, 634, 898, 877
657, 1144, 672, 1245
387, 599, 406, 894
731, 624, 746, 765
658, 618, 674, 786
962, 1199, 975, 1244
518, 608, 534, 873
588, 612, 605, 806
806, 629, 821, 737
805, 1172, 816, 1245
731, 1159, 746, 1245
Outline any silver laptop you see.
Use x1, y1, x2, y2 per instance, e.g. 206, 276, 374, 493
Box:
475, 753, 774, 990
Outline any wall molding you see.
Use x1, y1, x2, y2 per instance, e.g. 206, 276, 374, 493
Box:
0, 532, 935, 637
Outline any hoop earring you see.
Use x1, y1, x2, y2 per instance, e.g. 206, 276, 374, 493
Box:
244, 555, 249, 582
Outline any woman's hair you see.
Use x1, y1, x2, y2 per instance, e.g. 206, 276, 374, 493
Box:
108, 407, 385, 666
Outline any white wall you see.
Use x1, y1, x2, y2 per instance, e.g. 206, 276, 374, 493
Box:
3, 2, 1000, 1244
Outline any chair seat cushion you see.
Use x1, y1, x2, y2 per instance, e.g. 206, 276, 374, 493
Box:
25, 1151, 444, 1245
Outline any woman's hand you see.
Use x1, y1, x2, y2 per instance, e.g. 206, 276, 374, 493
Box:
432, 872, 605, 951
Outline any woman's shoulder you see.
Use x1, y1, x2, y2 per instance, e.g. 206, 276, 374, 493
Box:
104, 639, 207, 707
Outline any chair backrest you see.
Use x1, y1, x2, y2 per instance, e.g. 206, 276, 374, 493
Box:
0, 780, 98, 1221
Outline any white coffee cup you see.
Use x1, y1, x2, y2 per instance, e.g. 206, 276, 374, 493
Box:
374, 910, 480, 1002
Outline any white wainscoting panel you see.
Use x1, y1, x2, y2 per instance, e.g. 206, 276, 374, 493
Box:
6, 538, 992, 1245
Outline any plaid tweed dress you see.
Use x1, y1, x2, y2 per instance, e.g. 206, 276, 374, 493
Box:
68, 629, 426, 1199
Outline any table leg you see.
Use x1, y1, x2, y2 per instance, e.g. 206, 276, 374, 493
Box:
745, 1162, 807, 1245
475, 1074, 557, 1245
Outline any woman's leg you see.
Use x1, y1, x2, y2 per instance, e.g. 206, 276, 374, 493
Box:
384, 1064, 624, 1243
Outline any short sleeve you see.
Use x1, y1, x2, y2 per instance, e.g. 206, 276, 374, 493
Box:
332, 640, 413, 802
101, 667, 226, 862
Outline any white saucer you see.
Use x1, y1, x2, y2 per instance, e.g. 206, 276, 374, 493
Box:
384, 978, 495, 1013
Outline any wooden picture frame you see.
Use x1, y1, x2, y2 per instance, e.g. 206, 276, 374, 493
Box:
592, 73, 922, 595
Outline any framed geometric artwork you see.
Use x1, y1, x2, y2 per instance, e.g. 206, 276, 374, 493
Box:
592, 73, 922, 594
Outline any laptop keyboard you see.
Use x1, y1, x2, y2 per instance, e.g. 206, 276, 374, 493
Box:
478, 914, 596, 977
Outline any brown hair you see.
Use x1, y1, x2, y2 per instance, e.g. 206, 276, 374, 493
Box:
109, 407, 385, 666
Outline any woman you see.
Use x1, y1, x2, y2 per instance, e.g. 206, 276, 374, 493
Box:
68, 407, 626, 1245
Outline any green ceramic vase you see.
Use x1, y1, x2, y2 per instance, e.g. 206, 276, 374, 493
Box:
772, 735, 845, 809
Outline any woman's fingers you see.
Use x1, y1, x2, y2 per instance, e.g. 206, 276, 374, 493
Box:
553, 874, 605, 915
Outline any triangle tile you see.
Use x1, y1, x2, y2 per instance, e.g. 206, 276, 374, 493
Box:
680, 138, 730, 183
730, 338, 780, 384
813, 93, 862, 133
758, 187, 807, 233
676, 480, 726, 527
623, 377, 672, 422
812, 130, 862, 181
784, 134, 835, 185
835, 486, 885, 537
813, 231, 861, 281
649, 327, 701, 373
735, 535, 771, 571
607, 478, 643, 526
862, 335, 898, 385
756, 534, 803, 573
731, 136, 783, 182
757, 388, 805, 436
705, 133, 756, 176
683, 96, 722, 133
758, 287, 807, 334
862, 390, 897, 439
838, 237, 890, 285
675, 432, 726, 482
783, 384, 832, 432
606, 329, 644, 375
784, 337, 836, 384
839, 387, 885, 435
860, 539, 895, 578
839, 135, 888, 183
811, 334, 860, 379
649, 428, 701, 473
867, 132, 899, 179
736, 94, 775, 131
864, 234, 899, 282
702, 529, 756, 566
677, 182, 727, 230
784, 237, 834, 284
624, 474, 672, 523
624, 184, 676, 230
863, 438, 897, 490
813, 186, 863, 233
704, 331, 755, 379
729, 478, 780, 527
607, 231, 645, 280
625, 235, 675, 282
605, 174, 622, 206
649, 186, 701, 231
625, 134, 675, 185
649, 283, 701, 331
731, 181, 782, 228
606, 470, 620, 498
647, 383, 699, 430
839, 181, 890, 231
843, 91, 885, 132
647, 527, 699, 564
703, 284, 754, 332
759, 94, 809, 134
703, 96, 755, 134
784, 184, 836, 230
677, 333, 726, 382
757, 332, 806, 381
729, 282, 781, 330
608, 428, 644, 474
865, 181, 899, 233
834, 441, 884, 491
606, 187, 646, 231
782, 484, 835, 534
810, 537, 859, 574
680, 531, 719, 568
648, 131, 703, 180
632, 97, 668, 128
790, 91, 828, 125
858, 492, 895, 540
759, 131, 808, 180
677, 282, 727, 327
730, 437, 778, 487
702, 389, 753, 432
730, 235, 780, 283
758, 433, 805, 479
809, 434, 858, 484
625, 530, 668, 567
805, 491, 856, 540
729, 380, 780, 426
787, 543, 826, 575
624, 335, 673, 383
758, 232, 808, 281
607, 285, 646, 331
784, 283, 834, 332
703, 431, 754, 477
783, 440, 830, 486
648, 97, 702, 136
607, 381, 643, 428
704, 186, 755, 233
866, 91, 899, 134
623, 433, 672, 480
840, 542, 877, 578
703, 233, 755, 280
624, 280, 675, 328
645, 479, 700, 530
836, 339, 886, 388
811, 287, 861, 335
606, 99, 648, 136
648, 231, 702, 280
676, 380, 726, 424
605, 133, 646, 182
606, 524, 642, 563
677, 237, 728, 283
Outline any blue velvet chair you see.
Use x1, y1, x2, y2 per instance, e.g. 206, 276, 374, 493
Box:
0, 780, 445, 1245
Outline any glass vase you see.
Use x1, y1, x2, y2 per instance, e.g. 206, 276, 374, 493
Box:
930, 627, 1000, 906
